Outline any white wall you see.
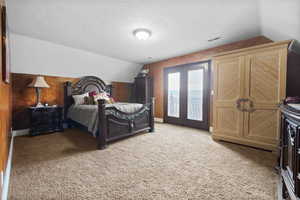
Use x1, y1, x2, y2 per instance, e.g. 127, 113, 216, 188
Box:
9, 33, 142, 83
259, 0, 300, 41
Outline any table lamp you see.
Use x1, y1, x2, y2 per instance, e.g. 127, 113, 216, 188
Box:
28, 76, 50, 107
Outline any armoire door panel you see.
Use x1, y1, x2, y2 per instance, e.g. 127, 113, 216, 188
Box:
214, 57, 244, 102
213, 56, 245, 137
214, 106, 243, 137
242, 48, 287, 148
243, 109, 279, 145
245, 50, 283, 103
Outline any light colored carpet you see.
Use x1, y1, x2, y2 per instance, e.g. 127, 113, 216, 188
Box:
9, 123, 277, 200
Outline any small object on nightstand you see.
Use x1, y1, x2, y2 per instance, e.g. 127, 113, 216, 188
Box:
28, 106, 63, 136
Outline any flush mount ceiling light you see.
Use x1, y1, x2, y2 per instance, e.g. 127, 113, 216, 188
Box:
133, 29, 152, 40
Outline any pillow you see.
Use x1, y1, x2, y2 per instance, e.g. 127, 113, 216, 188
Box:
94, 92, 109, 100
84, 96, 95, 105
72, 92, 89, 105
89, 91, 97, 97
94, 92, 112, 104
107, 97, 115, 104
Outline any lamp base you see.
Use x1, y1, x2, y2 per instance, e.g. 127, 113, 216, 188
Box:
35, 87, 44, 107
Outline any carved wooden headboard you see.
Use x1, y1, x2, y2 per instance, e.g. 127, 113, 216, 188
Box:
63, 76, 109, 120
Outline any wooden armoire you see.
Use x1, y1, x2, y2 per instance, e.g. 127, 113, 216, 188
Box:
134, 76, 153, 104
212, 40, 290, 151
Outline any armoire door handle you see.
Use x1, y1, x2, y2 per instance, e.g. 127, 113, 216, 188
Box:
236, 98, 248, 112
236, 98, 256, 112
247, 99, 256, 113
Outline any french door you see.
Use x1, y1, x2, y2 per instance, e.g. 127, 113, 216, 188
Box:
164, 61, 210, 130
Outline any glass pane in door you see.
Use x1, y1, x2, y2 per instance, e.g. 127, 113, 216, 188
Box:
187, 69, 204, 121
168, 72, 180, 117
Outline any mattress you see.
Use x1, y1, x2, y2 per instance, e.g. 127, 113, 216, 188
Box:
67, 103, 143, 137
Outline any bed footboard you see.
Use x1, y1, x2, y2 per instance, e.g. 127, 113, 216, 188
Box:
97, 98, 155, 149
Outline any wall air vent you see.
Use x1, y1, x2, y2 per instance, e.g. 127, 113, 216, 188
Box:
208, 36, 222, 42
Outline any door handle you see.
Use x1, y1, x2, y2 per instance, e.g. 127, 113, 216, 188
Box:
236, 98, 248, 112
236, 98, 256, 112
247, 99, 256, 113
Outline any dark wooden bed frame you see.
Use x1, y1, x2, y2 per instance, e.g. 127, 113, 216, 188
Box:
64, 76, 155, 149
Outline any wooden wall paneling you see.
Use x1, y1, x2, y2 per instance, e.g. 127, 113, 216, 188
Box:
111, 82, 133, 102
148, 66, 163, 118
143, 36, 273, 121
12, 73, 79, 130
0, 3, 3, 173
0, 3, 10, 178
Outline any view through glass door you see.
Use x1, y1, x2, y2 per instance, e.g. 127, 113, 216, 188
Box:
164, 61, 210, 130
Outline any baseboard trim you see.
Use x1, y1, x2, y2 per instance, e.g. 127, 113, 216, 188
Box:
277, 176, 282, 200
1, 134, 14, 200
12, 129, 29, 137
154, 118, 164, 123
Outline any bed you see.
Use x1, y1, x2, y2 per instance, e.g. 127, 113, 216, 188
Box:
64, 76, 155, 149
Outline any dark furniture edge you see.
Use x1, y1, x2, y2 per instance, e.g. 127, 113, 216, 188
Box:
28, 106, 64, 136
279, 103, 300, 200
280, 104, 300, 120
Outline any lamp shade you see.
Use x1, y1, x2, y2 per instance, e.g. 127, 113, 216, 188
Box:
28, 76, 50, 88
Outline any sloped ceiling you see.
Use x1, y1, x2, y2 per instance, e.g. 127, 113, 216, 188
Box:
7, 0, 261, 64
259, 0, 300, 42
10, 33, 142, 82
6, 0, 300, 64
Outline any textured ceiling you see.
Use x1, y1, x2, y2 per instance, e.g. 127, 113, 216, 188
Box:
8, 0, 299, 65
7, 0, 263, 64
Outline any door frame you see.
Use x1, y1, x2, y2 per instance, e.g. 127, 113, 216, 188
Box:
163, 60, 211, 130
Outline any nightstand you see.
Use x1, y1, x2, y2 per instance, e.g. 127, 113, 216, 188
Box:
28, 106, 63, 136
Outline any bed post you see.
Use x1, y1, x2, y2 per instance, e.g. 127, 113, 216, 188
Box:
64, 81, 73, 125
150, 97, 155, 132
98, 99, 107, 149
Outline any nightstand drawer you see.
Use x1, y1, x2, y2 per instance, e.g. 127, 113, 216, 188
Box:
28, 106, 63, 136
